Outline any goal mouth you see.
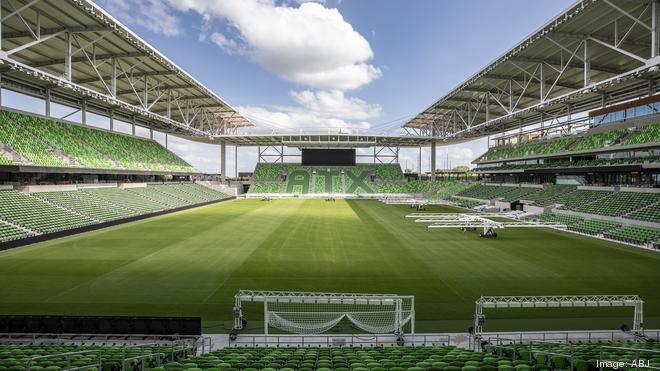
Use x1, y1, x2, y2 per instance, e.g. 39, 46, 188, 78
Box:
232, 290, 415, 336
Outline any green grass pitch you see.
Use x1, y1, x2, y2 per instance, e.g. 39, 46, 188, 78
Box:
0, 199, 658, 334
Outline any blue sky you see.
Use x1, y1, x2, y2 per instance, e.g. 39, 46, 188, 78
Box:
22, 0, 578, 174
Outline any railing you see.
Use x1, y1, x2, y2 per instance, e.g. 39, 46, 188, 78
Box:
120, 342, 166, 371
26, 349, 102, 371
487, 339, 575, 369
481, 329, 660, 345
0, 332, 201, 346
230, 334, 451, 347
194, 336, 213, 354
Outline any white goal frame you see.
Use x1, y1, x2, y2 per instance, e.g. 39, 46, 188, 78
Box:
473, 295, 644, 337
232, 290, 415, 336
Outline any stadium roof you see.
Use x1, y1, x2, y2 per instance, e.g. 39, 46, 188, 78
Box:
0, 0, 252, 138
404, 0, 660, 142
189, 133, 449, 148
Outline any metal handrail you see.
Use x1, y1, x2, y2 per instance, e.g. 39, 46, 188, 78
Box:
120, 342, 165, 371
229, 333, 450, 347
26, 349, 102, 371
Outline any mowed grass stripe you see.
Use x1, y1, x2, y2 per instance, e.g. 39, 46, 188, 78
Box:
0, 199, 658, 332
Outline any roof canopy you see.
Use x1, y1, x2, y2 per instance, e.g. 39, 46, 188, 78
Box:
0, 0, 252, 138
405, 0, 660, 142
193, 133, 449, 147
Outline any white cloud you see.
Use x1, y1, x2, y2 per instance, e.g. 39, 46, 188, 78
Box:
237, 89, 381, 133
290, 90, 382, 121
99, 0, 183, 37
209, 32, 242, 54
168, 0, 381, 91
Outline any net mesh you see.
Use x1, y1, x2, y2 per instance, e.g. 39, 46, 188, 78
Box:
266, 298, 413, 335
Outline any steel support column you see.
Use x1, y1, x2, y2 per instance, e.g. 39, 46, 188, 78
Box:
45, 88, 51, 117
221, 141, 227, 182
111, 57, 117, 97
81, 99, 87, 125
584, 40, 591, 87
430, 142, 437, 181
653, 0, 660, 58
65, 31, 72, 81
418, 146, 422, 176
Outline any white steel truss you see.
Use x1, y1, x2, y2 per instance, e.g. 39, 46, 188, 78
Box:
406, 212, 566, 235
0, 0, 251, 140
405, 0, 660, 142
473, 295, 645, 336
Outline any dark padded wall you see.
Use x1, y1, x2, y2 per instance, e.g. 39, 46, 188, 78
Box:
0, 315, 201, 335
302, 149, 356, 166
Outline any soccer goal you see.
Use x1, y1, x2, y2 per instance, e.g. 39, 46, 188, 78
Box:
232, 290, 415, 336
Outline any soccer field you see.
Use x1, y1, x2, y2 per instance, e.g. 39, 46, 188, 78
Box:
0, 199, 658, 334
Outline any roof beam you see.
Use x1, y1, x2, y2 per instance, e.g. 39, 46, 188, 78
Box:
463, 87, 538, 101
511, 56, 626, 75
553, 31, 649, 49
74, 70, 175, 84
115, 84, 193, 96
484, 74, 582, 90
29, 51, 146, 68
2, 25, 112, 39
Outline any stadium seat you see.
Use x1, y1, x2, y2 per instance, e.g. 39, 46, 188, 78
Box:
0, 184, 231, 243
623, 123, 660, 145
0, 110, 195, 172
0, 189, 95, 233
604, 225, 660, 245
568, 219, 621, 235
574, 191, 660, 217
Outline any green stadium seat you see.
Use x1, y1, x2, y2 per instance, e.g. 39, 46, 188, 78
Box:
0, 109, 195, 172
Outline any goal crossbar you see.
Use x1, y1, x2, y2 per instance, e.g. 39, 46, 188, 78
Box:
474, 295, 644, 336
233, 290, 415, 336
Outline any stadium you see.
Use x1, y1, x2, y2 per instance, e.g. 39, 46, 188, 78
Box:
0, 0, 659, 370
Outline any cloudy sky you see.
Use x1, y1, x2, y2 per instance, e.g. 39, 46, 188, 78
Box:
9, 0, 576, 174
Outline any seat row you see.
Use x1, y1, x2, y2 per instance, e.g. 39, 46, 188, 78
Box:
0, 184, 231, 241
537, 213, 660, 245
0, 110, 195, 173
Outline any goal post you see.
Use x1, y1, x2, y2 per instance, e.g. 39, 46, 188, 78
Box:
473, 295, 645, 337
232, 290, 415, 336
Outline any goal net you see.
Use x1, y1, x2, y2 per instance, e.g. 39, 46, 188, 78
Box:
233, 290, 415, 335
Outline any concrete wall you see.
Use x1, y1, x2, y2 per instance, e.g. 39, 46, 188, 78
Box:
20, 184, 77, 193
77, 183, 117, 189
619, 186, 660, 193
196, 180, 240, 196
553, 208, 660, 229
119, 183, 147, 189
523, 205, 546, 215
494, 200, 511, 211
578, 185, 616, 191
